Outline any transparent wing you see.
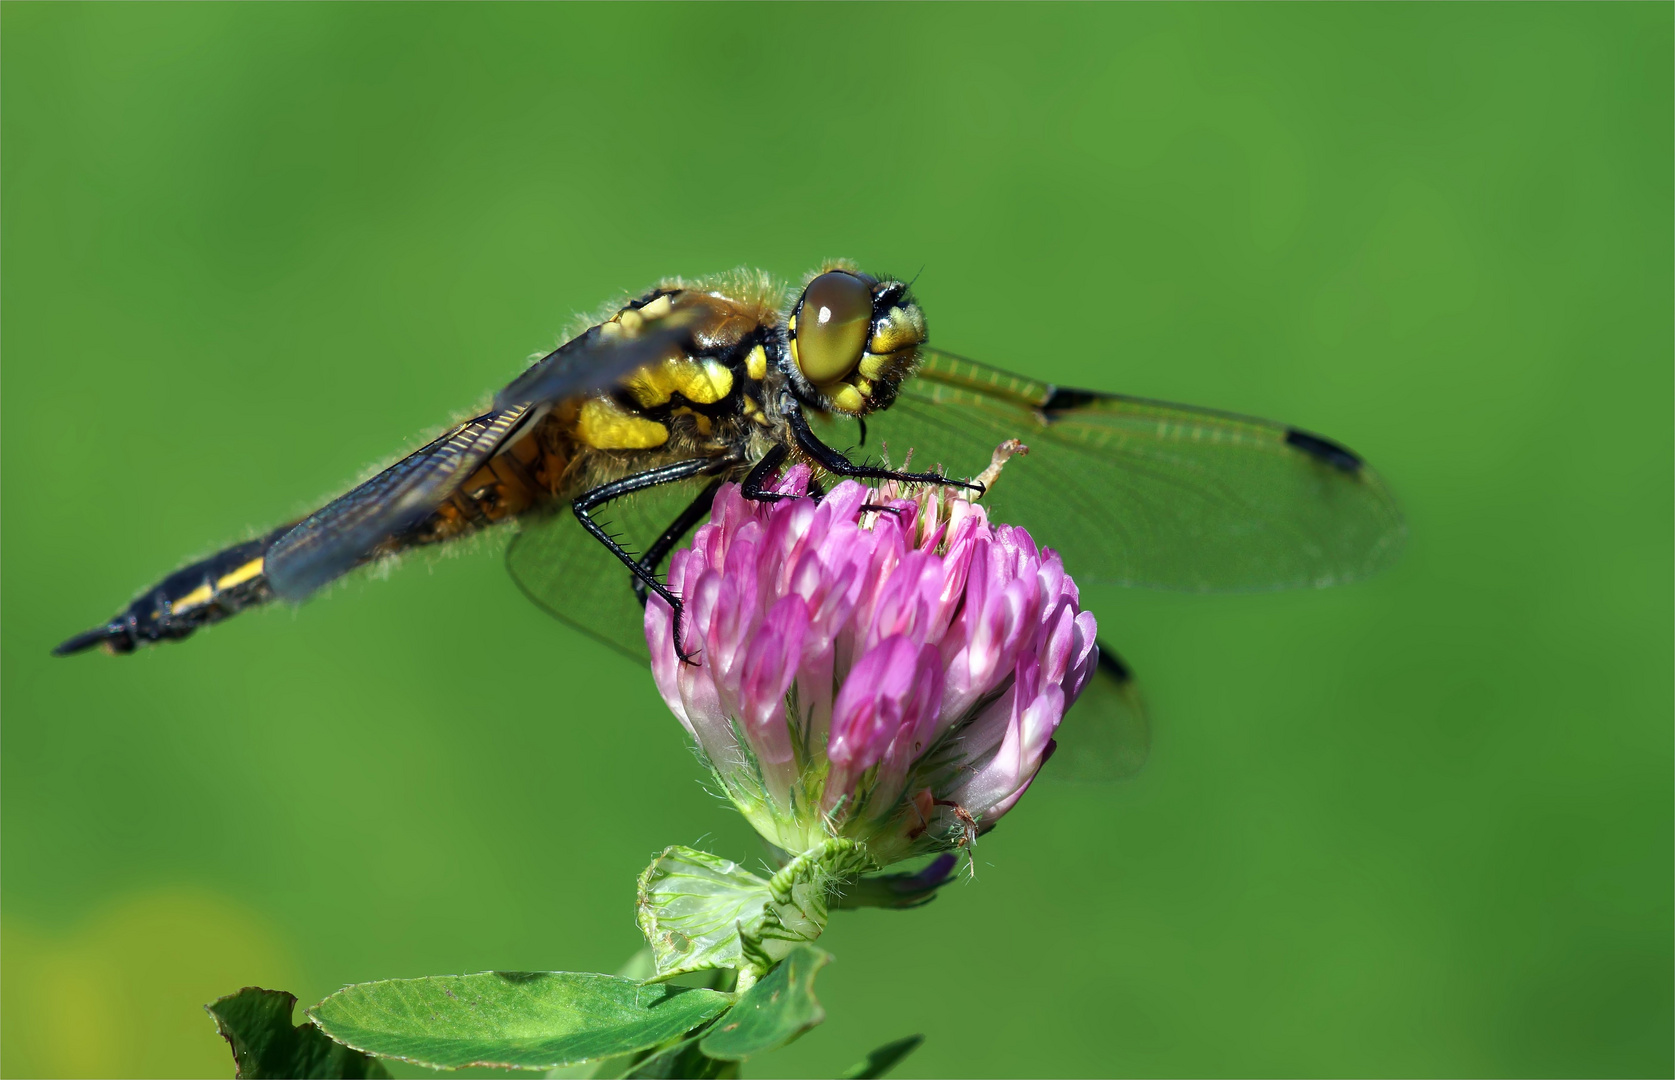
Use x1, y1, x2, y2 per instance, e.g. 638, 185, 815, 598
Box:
505, 479, 713, 661
266, 406, 531, 600
845, 348, 1406, 591
493, 310, 701, 411
1047, 643, 1151, 782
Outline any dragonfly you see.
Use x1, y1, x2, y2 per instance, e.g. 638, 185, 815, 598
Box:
53, 261, 1405, 780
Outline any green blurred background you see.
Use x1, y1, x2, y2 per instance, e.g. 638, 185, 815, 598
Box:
3, 4, 1670, 1077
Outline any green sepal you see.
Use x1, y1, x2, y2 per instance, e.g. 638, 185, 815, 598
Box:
305, 970, 731, 1072
832, 854, 959, 910
206, 987, 391, 1079
636, 848, 780, 979
839, 1034, 925, 1079
699, 945, 830, 1061
637, 839, 874, 978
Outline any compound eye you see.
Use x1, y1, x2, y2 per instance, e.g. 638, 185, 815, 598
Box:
795, 271, 872, 383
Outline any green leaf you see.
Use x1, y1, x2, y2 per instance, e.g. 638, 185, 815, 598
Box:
206, 986, 390, 1079
306, 971, 732, 1072
840, 1034, 925, 1079
615, 1032, 739, 1079
698, 945, 830, 1061
546, 951, 730, 1079
638, 840, 874, 979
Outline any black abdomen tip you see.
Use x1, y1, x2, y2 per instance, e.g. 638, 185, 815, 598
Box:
53, 625, 122, 656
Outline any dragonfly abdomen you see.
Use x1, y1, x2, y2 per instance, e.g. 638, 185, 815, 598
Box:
52, 524, 293, 656
395, 418, 564, 547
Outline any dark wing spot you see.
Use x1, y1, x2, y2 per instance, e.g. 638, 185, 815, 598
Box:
1041, 386, 1105, 418
1095, 643, 1133, 683
1285, 428, 1362, 473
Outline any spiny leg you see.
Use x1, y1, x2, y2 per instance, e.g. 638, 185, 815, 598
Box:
572, 457, 734, 663
740, 443, 793, 503
780, 396, 987, 497
742, 443, 840, 504
631, 476, 725, 608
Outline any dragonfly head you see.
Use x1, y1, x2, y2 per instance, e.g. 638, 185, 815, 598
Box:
784, 264, 926, 416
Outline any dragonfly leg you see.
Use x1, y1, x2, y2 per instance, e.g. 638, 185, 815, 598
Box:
572, 457, 732, 663
781, 396, 985, 496
742, 443, 835, 503
740, 443, 796, 502
631, 476, 725, 608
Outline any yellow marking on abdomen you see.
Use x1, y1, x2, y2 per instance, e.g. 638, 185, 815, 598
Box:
171, 583, 213, 611
215, 557, 264, 591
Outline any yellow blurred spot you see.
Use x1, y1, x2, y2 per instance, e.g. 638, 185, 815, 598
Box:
1, 887, 296, 1078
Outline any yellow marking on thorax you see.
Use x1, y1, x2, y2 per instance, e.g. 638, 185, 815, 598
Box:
826, 383, 866, 413
637, 294, 674, 321
671, 407, 715, 436
216, 557, 265, 591
575, 397, 670, 450
745, 344, 767, 380
625, 357, 734, 408
868, 305, 926, 355
612, 294, 673, 337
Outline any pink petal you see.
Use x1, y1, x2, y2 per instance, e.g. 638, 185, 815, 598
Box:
828, 635, 926, 798
739, 594, 810, 765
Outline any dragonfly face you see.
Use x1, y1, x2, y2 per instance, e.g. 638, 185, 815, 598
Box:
54, 260, 1405, 779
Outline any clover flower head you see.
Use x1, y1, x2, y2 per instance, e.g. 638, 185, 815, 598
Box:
646, 459, 1098, 865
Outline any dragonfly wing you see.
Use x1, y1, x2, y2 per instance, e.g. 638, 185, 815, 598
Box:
265, 406, 531, 600
1048, 643, 1151, 781
267, 306, 707, 603
493, 309, 701, 411
846, 348, 1405, 591
505, 479, 713, 661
